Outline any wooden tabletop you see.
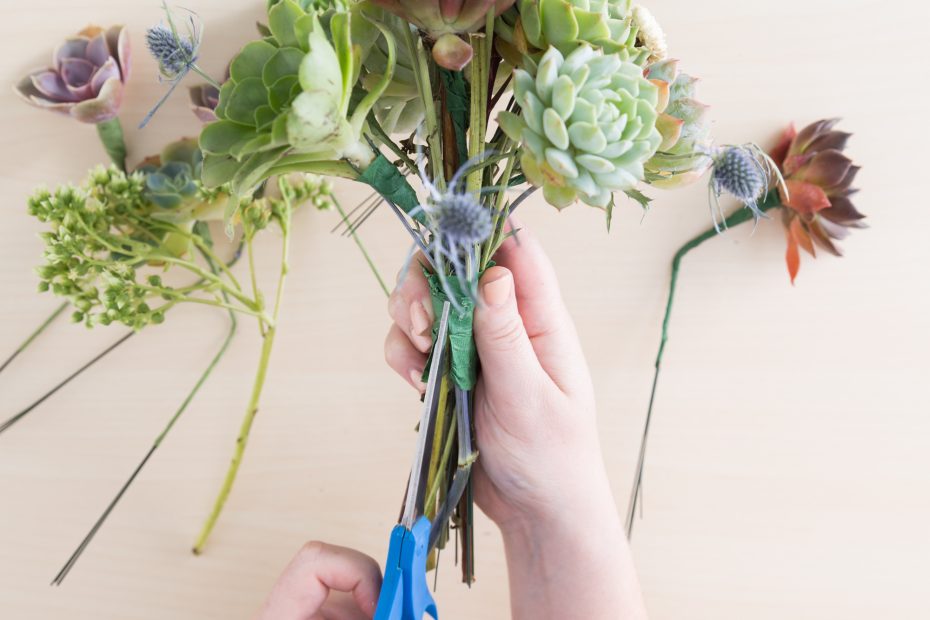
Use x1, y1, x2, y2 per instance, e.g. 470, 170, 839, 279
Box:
1, 1, 927, 618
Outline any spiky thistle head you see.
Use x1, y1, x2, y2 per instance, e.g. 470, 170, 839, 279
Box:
708, 143, 785, 229
145, 24, 196, 78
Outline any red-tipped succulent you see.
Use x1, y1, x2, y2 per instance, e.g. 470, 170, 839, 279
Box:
771, 118, 864, 283
15, 25, 130, 124
369, 0, 515, 70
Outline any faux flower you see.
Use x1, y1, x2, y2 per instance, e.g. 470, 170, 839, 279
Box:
496, 0, 649, 66
498, 44, 661, 209
631, 4, 666, 63
770, 118, 863, 283
643, 59, 711, 188
14, 25, 130, 124
369, 0, 515, 69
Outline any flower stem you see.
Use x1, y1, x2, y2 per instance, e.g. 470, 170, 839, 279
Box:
192, 205, 292, 554
402, 24, 443, 188
95, 118, 128, 172
0, 301, 68, 375
51, 252, 238, 585
625, 194, 782, 537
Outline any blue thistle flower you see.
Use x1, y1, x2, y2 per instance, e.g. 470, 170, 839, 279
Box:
139, 3, 218, 129
145, 25, 196, 78
708, 144, 786, 231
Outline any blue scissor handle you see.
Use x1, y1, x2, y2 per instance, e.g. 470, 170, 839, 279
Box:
374, 516, 437, 620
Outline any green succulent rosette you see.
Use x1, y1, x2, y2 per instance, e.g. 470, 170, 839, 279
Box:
497, 0, 649, 67
198, 0, 394, 212
498, 44, 661, 209
644, 59, 712, 188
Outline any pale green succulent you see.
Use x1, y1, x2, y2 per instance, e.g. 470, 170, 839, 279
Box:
643, 59, 713, 188
497, 0, 650, 66
498, 44, 661, 209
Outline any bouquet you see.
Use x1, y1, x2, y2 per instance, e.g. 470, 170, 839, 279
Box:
9, 0, 866, 592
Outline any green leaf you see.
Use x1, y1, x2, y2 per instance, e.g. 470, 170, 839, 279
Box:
225, 77, 269, 126
200, 120, 256, 156
229, 146, 289, 198
201, 153, 241, 188
229, 40, 277, 82
268, 0, 304, 48
300, 14, 343, 102
214, 80, 235, 119
623, 187, 652, 209
262, 47, 304, 88
267, 75, 299, 112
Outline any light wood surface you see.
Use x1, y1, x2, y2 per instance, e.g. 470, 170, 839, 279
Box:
1, 1, 928, 618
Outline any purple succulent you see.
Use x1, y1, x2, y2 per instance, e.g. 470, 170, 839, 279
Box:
15, 25, 130, 124
188, 83, 219, 122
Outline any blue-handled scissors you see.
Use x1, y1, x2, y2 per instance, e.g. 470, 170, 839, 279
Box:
373, 301, 452, 620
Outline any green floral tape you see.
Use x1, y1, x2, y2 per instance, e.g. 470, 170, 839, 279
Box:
425, 272, 478, 391
358, 154, 424, 223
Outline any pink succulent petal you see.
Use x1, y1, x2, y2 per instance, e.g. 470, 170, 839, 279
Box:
31, 70, 77, 101
440, 0, 466, 22
806, 130, 851, 154
816, 216, 850, 241
54, 38, 89, 70
85, 33, 110, 67
826, 165, 860, 195
432, 33, 473, 70
60, 58, 95, 88
794, 149, 852, 188
784, 179, 831, 215
821, 195, 865, 224
70, 77, 122, 123
90, 57, 120, 95
769, 123, 796, 169
110, 25, 131, 81
788, 118, 839, 158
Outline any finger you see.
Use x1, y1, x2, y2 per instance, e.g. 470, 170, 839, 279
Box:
384, 324, 427, 392
257, 542, 382, 620
388, 258, 433, 353
473, 266, 548, 402
491, 218, 589, 393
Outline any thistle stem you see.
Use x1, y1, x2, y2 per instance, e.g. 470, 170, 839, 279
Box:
625, 194, 781, 538
95, 118, 128, 172
401, 24, 443, 188
331, 196, 388, 296
192, 205, 292, 554
0, 301, 68, 375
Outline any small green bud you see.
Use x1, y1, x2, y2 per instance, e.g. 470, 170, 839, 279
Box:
71, 311, 85, 323
150, 311, 165, 324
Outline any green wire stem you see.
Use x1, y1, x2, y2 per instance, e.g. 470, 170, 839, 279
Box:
625, 192, 782, 538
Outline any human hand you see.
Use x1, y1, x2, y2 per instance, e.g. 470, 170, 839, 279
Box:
255, 542, 382, 620
384, 220, 611, 533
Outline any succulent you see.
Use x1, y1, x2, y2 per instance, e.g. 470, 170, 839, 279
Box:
643, 59, 711, 188
199, 1, 391, 198
189, 83, 220, 122
361, 20, 424, 135
15, 25, 130, 124
496, 0, 649, 67
498, 44, 661, 209
368, 0, 515, 70
770, 119, 863, 283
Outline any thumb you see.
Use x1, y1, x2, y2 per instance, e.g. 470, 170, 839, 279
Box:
473, 267, 547, 397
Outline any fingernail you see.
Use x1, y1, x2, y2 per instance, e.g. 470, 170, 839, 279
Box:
409, 368, 426, 392
409, 301, 433, 353
410, 300, 432, 335
482, 272, 512, 307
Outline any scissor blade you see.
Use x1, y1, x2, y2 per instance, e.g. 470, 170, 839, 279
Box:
400, 301, 451, 528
